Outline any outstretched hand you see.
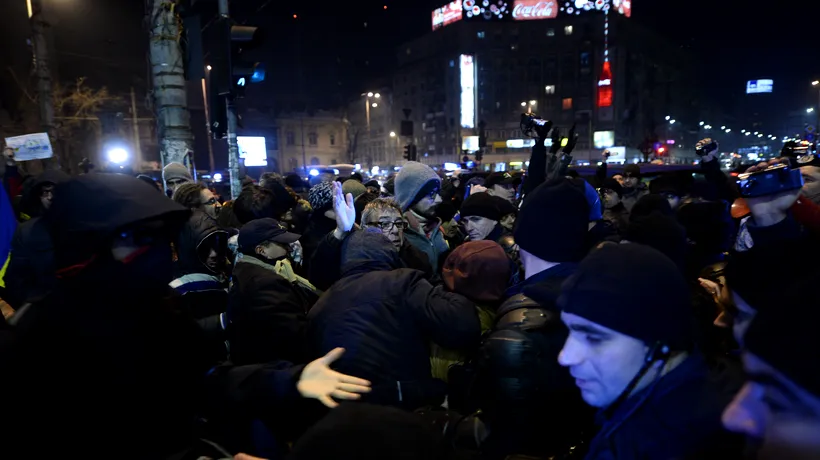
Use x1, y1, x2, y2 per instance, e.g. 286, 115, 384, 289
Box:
297, 348, 372, 408
332, 181, 356, 235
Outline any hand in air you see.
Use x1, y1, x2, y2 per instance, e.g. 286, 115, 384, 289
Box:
332, 181, 356, 234
297, 348, 372, 408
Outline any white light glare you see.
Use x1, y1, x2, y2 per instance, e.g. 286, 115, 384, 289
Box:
669, 119, 676, 125
721, 126, 726, 130
107, 147, 128, 164
374, 93, 381, 98
367, 92, 374, 97
808, 108, 815, 113
309, 169, 319, 176
665, 116, 671, 121
213, 173, 223, 182
699, 121, 705, 126
725, 129, 731, 133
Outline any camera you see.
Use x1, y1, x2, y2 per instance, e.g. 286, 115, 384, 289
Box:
520, 113, 552, 139
736, 164, 804, 198
695, 140, 718, 157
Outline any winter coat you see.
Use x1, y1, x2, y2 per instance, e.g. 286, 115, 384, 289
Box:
602, 203, 630, 234
300, 213, 337, 279
404, 211, 449, 272
0, 173, 209, 459
3, 217, 54, 308
460, 264, 592, 458
620, 184, 649, 213
583, 352, 743, 460
307, 230, 480, 409
228, 256, 314, 365
308, 229, 433, 291
171, 211, 230, 351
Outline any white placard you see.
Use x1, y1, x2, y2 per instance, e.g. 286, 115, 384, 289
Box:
5, 133, 54, 161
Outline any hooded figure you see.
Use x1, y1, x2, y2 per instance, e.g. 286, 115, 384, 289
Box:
3, 169, 69, 308
170, 210, 230, 351
1, 173, 213, 459
307, 229, 480, 410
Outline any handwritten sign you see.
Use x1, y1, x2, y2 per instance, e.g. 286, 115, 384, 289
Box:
4, 133, 54, 161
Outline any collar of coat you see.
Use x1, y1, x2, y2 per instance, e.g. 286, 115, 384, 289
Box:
237, 255, 319, 294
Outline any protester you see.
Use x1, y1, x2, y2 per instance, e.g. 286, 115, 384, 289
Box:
170, 210, 230, 355
364, 179, 380, 194
558, 244, 742, 459
342, 178, 367, 200
484, 171, 517, 203
394, 161, 448, 270
163, 162, 194, 196
309, 183, 433, 290
307, 229, 479, 410
3, 169, 68, 308
228, 218, 317, 365
721, 277, 820, 459
301, 181, 337, 276
620, 163, 648, 211
172, 182, 223, 220
599, 177, 630, 232
460, 192, 509, 243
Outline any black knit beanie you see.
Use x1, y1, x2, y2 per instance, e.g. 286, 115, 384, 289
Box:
461, 192, 502, 221
514, 178, 590, 263
630, 194, 674, 222
623, 211, 688, 272
601, 177, 624, 198
745, 275, 820, 397
558, 244, 694, 350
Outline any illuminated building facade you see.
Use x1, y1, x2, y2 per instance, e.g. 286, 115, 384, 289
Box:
394, 0, 699, 169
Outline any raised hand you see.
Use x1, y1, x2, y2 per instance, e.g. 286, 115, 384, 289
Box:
297, 348, 372, 408
332, 181, 356, 236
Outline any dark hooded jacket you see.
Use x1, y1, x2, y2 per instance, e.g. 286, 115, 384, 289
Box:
0, 173, 214, 459
170, 210, 230, 351
308, 228, 433, 291
3, 170, 68, 307
307, 230, 480, 409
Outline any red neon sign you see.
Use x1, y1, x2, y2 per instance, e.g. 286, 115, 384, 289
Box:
597, 61, 613, 108
432, 0, 463, 30
512, 0, 558, 20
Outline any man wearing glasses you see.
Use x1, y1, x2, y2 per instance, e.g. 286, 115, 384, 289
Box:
309, 182, 433, 290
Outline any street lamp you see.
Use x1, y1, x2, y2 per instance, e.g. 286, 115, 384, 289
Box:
206, 65, 212, 71
665, 115, 671, 121
669, 119, 676, 125
725, 129, 731, 133
720, 126, 726, 130
529, 99, 537, 105
389, 131, 396, 137
813, 81, 819, 86
107, 147, 129, 165
372, 103, 378, 108
808, 108, 815, 114
367, 92, 374, 97
699, 121, 705, 126
374, 93, 381, 98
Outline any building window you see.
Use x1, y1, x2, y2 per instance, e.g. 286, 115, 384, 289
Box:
545, 85, 556, 95
477, 31, 485, 39
547, 28, 555, 37
580, 52, 590, 67
308, 132, 318, 146
310, 157, 320, 166
562, 98, 573, 110
510, 44, 518, 51
564, 25, 573, 36
329, 133, 336, 146
286, 131, 295, 146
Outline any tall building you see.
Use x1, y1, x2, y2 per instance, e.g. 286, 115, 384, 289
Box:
269, 110, 350, 174
394, 0, 699, 171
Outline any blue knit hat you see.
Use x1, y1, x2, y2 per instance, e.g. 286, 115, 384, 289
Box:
394, 162, 441, 212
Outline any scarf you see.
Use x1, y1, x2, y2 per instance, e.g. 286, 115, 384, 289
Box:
237, 255, 319, 295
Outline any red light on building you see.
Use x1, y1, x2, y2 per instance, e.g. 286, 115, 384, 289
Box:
597, 61, 613, 108
432, 0, 463, 30
293, 13, 298, 19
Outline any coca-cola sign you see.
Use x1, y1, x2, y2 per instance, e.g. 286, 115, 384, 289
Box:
512, 0, 558, 20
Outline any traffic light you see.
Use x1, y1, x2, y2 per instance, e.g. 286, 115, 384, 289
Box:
212, 18, 265, 99
657, 146, 666, 156
403, 144, 411, 161
409, 145, 418, 162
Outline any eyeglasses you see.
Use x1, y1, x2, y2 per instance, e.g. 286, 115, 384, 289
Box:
366, 221, 408, 232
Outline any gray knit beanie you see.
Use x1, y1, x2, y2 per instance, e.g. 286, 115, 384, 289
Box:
162, 162, 193, 184
394, 162, 440, 212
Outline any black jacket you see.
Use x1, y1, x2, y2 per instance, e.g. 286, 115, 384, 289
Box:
461, 263, 592, 458
583, 352, 743, 460
3, 216, 55, 308
309, 229, 433, 291
300, 213, 337, 279
307, 230, 480, 409
0, 174, 208, 459
228, 256, 313, 365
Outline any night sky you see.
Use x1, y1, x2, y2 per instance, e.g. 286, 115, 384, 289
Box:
1, 0, 819, 123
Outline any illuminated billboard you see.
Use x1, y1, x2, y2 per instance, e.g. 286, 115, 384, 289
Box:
594, 130, 615, 149
432, 0, 463, 30
237, 136, 268, 167
512, 0, 558, 20
746, 79, 773, 94
460, 54, 476, 129
464, 0, 511, 19
462, 135, 479, 152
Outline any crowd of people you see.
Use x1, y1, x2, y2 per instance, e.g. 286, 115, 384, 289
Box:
0, 127, 819, 460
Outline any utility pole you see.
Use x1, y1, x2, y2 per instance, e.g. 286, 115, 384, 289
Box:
130, 87, 142, 171
148, 0, 194, 173
218, 0, 241, 199
201, 76, 216, 173
28, 0, 58, 169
